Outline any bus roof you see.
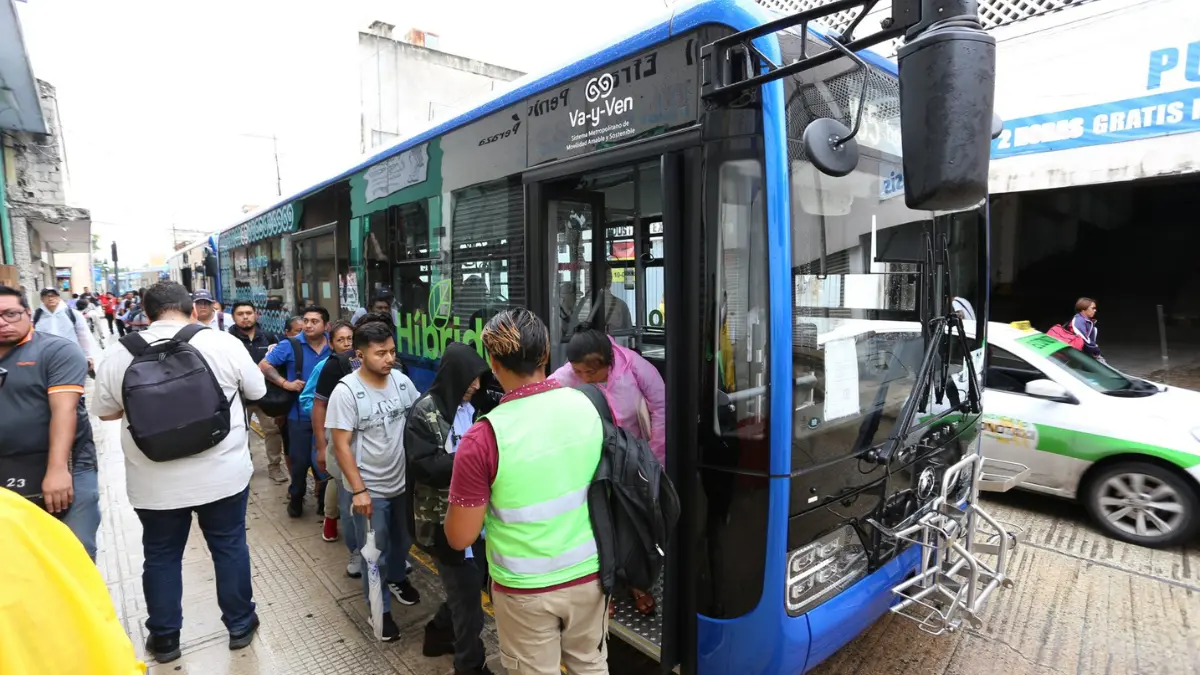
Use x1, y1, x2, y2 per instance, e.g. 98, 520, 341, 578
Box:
166, 234, 217, 265
217, 0, 899, 240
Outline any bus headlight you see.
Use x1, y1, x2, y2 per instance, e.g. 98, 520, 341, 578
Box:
786, 524, 869, 616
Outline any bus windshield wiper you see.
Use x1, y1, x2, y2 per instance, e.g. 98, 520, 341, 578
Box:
873, 311, 981, 466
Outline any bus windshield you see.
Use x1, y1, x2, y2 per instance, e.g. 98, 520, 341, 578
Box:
780, 33, 986, 472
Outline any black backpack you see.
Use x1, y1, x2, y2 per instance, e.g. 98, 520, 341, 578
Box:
251, 337, 304, 418
577, 384, 680, 596
119, 324, 232, 462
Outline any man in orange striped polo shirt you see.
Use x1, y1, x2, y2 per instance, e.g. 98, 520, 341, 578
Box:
0, 285, 101, 561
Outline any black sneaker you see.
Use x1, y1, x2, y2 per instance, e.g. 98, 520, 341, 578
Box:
373, 611, 401, 642
387, 579, 421, 605
145, 631, 181, 663
229, 615, 260, 650
287, 496, 303, 518
422, 620, 454, 657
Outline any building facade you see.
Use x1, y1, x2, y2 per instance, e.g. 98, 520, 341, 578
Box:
1, 0, 92, 298
358, 21, 525, 153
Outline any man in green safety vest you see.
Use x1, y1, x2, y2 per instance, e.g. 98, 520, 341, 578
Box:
445, 308, 609, 675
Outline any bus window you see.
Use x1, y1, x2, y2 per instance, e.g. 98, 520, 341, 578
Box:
715, 158, 769, 435
547, 192, 599, 367
547, 161, 662, 365
364, 199, 435, 318
449, 177, 525, 340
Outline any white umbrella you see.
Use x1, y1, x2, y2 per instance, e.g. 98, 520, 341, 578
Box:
361, 526, 385, 640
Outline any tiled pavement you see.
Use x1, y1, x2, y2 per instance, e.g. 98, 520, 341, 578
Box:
92, 410, 507, 675
85, 325, 1200, 675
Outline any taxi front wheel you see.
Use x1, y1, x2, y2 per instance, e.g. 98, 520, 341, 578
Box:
1083, 461, 1199, 548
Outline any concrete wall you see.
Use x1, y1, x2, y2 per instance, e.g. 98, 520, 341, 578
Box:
358, 31, 524, 153
3, 79, 89, 297
5, 80, 67, 205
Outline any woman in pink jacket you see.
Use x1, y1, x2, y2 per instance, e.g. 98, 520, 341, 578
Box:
550, 327, 666, 614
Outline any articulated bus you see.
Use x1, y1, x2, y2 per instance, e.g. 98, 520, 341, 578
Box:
211, 0, 1024, 671
166, 233, 221, 297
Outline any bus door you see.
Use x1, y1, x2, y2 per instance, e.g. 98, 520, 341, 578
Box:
531, 149, 702, 674
292, 222, 339, 316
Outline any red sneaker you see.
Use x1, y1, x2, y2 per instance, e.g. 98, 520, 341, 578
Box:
322, 517, 339, 542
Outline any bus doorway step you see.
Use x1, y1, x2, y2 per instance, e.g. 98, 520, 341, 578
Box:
609, 573, 666, 663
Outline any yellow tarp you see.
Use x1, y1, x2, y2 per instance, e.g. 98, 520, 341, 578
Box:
0, 487, 145, 675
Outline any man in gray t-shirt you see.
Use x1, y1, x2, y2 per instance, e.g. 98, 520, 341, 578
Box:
327, 322, 422, 638
327, 369, 417, 498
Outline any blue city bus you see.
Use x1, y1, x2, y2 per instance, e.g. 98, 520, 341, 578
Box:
166, 233, 222, 299
213, 0, 1022, 671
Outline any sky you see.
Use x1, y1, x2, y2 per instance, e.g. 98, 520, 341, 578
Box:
15, 0, 673, 267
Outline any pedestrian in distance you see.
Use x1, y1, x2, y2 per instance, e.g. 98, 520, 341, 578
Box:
32, 287, 93, 372
1071, 297, 1105, 363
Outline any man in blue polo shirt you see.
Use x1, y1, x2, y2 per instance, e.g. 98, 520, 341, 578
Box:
259, 305, 331, 517
0, 285, 101, 560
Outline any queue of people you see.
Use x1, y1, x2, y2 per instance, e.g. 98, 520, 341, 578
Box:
1, 276, 679, 674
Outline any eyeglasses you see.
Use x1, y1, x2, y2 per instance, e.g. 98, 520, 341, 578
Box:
0, 309, 27, 323
0, 367, 7, 389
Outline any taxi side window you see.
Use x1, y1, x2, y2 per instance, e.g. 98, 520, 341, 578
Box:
985, 345, 1043, 394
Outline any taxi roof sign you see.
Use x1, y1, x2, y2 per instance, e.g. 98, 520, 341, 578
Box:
1009, 320, 1034, 332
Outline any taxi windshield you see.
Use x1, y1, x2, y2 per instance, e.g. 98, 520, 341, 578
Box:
1043, 345, 1158, 397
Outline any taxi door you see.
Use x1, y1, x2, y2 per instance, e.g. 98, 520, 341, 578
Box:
981, 342, 1086, 496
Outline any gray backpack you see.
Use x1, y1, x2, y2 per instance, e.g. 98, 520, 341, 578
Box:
119, 324, 232, 461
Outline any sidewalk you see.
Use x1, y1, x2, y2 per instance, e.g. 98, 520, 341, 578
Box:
91, 404, 504, 674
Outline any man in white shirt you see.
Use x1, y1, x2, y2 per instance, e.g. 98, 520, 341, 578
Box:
192, 289, 230, 331
33, 288, 92, 369
93, 281, 267, 664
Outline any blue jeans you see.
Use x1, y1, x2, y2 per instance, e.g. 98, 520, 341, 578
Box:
135, 486, 256, 636
287, 418, 328, 500
338, 482, 360, 554
352, 491, 412, 613
63, 467, 101, 562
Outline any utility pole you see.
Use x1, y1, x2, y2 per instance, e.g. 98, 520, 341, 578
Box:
237, 132, 282, 197
272, 134, 282, 197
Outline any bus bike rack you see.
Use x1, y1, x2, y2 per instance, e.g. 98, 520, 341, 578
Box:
870, 453, 1030, 636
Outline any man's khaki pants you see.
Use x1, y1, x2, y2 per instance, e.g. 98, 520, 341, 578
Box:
249, 407, 284, 470
491, 580, 609, 675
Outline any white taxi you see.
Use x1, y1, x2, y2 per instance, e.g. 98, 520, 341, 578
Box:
981, 321, 1200, 547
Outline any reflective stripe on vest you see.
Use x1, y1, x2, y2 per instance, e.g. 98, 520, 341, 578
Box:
482, 387, 602, 589
490, 538, 599, 576
488, 485, 589, 524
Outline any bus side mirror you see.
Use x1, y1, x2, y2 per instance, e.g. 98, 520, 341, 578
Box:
897, 13, 996, 211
